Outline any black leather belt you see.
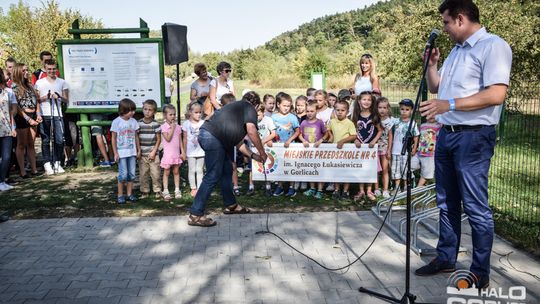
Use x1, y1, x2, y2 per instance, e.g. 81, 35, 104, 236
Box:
443, 125, 493, 132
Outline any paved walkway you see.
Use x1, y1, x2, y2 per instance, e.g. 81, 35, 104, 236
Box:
0, 211, 539, 304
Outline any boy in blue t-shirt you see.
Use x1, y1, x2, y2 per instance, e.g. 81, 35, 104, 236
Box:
271, 93, 300, 197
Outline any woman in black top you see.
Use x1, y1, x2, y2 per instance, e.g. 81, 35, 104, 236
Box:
12, 63, 41, 177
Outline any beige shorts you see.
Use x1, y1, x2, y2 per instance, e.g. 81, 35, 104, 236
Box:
419, 156, 435, 179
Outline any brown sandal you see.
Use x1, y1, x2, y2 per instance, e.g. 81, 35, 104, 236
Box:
188, 214, 217, 227
354, 192, 365, 201
223, 204, 251, 214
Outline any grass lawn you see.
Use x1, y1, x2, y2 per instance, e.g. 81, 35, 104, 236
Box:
0, 165, 375, 220
489, 112, 540, 251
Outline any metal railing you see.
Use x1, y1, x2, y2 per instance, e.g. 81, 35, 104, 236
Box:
377, 80, 540, 252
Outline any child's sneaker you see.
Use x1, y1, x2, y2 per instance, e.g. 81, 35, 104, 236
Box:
246, 187, 255, 196
175, 190, 182, 199
354, 191, 365, 201
273, 186, 284, 196
127, 194, 137, 202
44, 162, 54, 175
233, 187, 241, 196
54, 161, 65, 174
341, 191, 350, 199
314, 191, 323, 199
382, 190, 390, 198
162, 191, 171, 201
99, 160, 112, 167
190, 189, 197, 197
332, 190, 341, 199
285, 188, 296, 197
303, 188, 316, 197
0, 182, 13, 192
374, 189, 382, 196
140, 192, 149, 199
117, 196, 126, 204
154, 192, 162, 199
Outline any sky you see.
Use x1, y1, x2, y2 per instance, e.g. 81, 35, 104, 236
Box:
2, 0, 381, 54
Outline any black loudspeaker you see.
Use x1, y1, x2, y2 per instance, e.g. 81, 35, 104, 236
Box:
161, 23, 188, 65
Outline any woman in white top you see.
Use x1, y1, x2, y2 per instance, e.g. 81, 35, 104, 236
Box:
352, 54, 381, 97
208, 61, 235, 112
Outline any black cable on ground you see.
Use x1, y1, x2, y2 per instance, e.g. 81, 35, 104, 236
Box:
255, 166, 405, 271
254, 169, 539, 278
494, 250, 540, 281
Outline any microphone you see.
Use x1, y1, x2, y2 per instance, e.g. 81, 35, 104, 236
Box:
426, 29, 440, 48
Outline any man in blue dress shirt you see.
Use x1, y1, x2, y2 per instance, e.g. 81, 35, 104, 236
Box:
416, 0, 512, 290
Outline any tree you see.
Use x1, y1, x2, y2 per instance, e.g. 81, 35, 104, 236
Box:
0, 0, 106, 71
258, 0, 539, 85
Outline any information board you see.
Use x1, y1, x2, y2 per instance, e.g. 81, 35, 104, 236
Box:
311, 72, 325, 90
61, 42, 162, 109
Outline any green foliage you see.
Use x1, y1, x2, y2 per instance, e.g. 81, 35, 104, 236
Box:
200, 52, 225, 77
300, 49, 329, 80
479, 0, 540, 85
330, 42, 366, 76
257, 0, 539, 87
0, 0, 106, 71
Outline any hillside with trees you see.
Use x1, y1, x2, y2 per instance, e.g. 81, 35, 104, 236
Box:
1, 0, 538, 88
189, 0, 538, 88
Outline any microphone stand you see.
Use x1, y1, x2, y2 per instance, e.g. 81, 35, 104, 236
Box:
48, 91, 57, 174
359, 36, 437, 304
55, 93, 66, 164
49, 92, 66, 172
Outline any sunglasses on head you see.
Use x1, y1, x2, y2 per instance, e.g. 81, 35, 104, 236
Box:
362, 53, 373, 59
224, 69, 232, 73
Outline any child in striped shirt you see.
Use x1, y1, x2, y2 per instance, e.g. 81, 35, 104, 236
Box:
138, 99, 162, 199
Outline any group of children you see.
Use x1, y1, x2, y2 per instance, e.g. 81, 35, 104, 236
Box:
110, 98, 205, 204
110, 87, 440, 204
248, 88, 441, 201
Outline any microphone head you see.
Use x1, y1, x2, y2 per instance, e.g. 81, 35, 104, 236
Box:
426, 29, 441, 47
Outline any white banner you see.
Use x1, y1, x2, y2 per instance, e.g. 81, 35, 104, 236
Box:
252, 143, 378, 183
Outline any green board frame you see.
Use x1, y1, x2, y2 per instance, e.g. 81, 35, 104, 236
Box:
55, 19, 166, 168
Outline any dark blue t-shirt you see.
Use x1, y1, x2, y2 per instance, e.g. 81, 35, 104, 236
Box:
202, 100, 258, 149
356, 114, 376, 143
